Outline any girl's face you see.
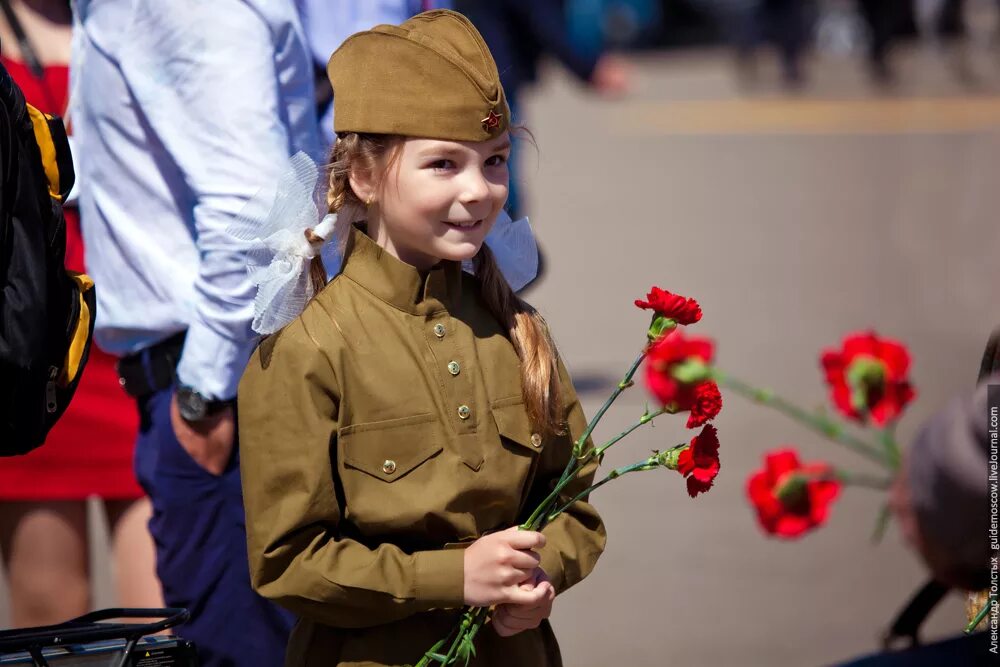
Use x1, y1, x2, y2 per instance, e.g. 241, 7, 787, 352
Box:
365, 132, 510, 271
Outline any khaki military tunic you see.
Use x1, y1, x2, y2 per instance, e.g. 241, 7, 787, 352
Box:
238, 226, 606, 666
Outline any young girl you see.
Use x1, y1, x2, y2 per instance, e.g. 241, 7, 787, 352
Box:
238, 10, 606, 666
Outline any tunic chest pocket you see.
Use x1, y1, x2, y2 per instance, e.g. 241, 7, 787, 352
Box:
491, 397, 547, 455
489, 398, 547, 509
339, 413, 444, 482
337, 414, 449, 531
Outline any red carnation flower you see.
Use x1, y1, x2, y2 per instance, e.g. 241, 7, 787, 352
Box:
635, 287, 702, 325
676, 425, 721, 497
746, 449, 841, 539
645, 332, 719, 428
820, 331, 915, 426
687, 381, 722, 428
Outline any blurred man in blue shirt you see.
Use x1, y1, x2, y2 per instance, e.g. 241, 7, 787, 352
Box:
72, 1, 320, 663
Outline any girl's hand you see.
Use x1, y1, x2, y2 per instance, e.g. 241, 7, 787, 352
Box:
463, 527, 547, 607
492, 570, 555, 637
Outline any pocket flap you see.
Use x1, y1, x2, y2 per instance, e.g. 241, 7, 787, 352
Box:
340, 414, 444, 482
491, 399, 545, 453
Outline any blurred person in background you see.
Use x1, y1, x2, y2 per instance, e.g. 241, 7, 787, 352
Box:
455, 0, 631, 218
834, 330, 997, 665
856, 0, 905, 83
71, 0, 320, 663
706, 0, 811, 87
832, 378, 994, 664
0, 0, 163, 628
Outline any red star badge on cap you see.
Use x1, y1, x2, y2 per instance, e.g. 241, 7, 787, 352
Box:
481, 110, 502, 132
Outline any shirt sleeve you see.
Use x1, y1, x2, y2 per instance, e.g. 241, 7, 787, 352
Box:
529, 357, 607, 594
119, 0, 297, 399
238, 317, 466, 629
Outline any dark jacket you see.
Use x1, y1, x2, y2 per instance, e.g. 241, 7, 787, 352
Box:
456, 0, 598, 103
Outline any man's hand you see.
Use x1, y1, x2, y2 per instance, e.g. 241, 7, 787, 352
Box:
492, 569, 555, 638
590, 54, 631, 97
169, 393, 235, 475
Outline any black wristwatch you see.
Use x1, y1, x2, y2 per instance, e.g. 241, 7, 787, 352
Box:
175, 385, 235, 423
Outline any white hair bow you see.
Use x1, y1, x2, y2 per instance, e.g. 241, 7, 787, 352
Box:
231, 152, 539, 336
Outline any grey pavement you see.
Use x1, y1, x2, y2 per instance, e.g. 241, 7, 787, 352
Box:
4, 44, 1000, 666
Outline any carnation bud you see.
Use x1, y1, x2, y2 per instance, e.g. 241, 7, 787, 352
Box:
647, 315, 677, 342
655, 446, 685, 470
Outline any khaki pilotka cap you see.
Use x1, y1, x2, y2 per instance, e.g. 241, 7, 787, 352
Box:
326, 9, 510, 142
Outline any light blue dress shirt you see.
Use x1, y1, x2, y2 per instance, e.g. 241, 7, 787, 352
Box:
72, 0, 322, 400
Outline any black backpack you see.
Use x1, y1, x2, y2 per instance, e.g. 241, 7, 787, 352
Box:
0, 62, 95, 456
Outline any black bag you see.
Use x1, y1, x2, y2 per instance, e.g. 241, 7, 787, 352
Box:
0, 62, 95, 456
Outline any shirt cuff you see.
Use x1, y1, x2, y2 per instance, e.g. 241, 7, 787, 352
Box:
413, 548, 465, 607
175, 321, 256, 400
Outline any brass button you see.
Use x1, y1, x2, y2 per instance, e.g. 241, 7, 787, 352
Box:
382, 459, 397, 475
530, 433, 542, 448
447, 361, 461, 376
433, 323, 446, 338
457, 405, 471, 420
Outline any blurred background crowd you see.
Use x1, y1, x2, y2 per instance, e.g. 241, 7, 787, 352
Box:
1, 0, 999, 665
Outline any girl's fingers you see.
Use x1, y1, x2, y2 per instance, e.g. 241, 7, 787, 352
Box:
504, 529, 546, 551
502, 603, 546, 621
492, 609, 518, 637
507, 548, 541, 571
502, 583, 549, 606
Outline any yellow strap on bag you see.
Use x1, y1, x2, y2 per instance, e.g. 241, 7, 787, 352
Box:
25, 103, 62, 201
24, 103, 94, 387
59, 272, 95, 387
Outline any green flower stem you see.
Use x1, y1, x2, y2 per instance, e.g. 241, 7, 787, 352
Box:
593, 408, 671, 459
548, 457, 665, 520
834, 469, 893, 491
441, 608, 476, 664
878, 426, 902, 469
530, 349, 649, 531
870, 501, 892, 544
522, 404, 671, 531
966, 597, 992, 634
713, 371, 893, 469
416, 629, 456, 666
563, 350, 647, 468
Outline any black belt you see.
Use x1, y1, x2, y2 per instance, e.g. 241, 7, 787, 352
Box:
117, 331, 185, 399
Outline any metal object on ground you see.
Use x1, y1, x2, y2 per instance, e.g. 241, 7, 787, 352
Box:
0, 609, 194, 667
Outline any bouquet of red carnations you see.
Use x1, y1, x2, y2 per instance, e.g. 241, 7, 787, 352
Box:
415, 287, 722, 666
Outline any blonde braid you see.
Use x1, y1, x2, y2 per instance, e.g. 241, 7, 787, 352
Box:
475, 244, 564, 436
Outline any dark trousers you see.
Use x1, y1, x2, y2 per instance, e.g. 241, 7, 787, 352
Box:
730, 0, 808, 80
134, 385, 294, 666
856, 0, 900, 65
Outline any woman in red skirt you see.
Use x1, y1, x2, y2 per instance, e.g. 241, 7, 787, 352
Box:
0, 0, 162, 626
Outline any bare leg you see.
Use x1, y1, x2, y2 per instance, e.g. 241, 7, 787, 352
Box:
105, 498, 164, 609
0, 501, 89, 627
